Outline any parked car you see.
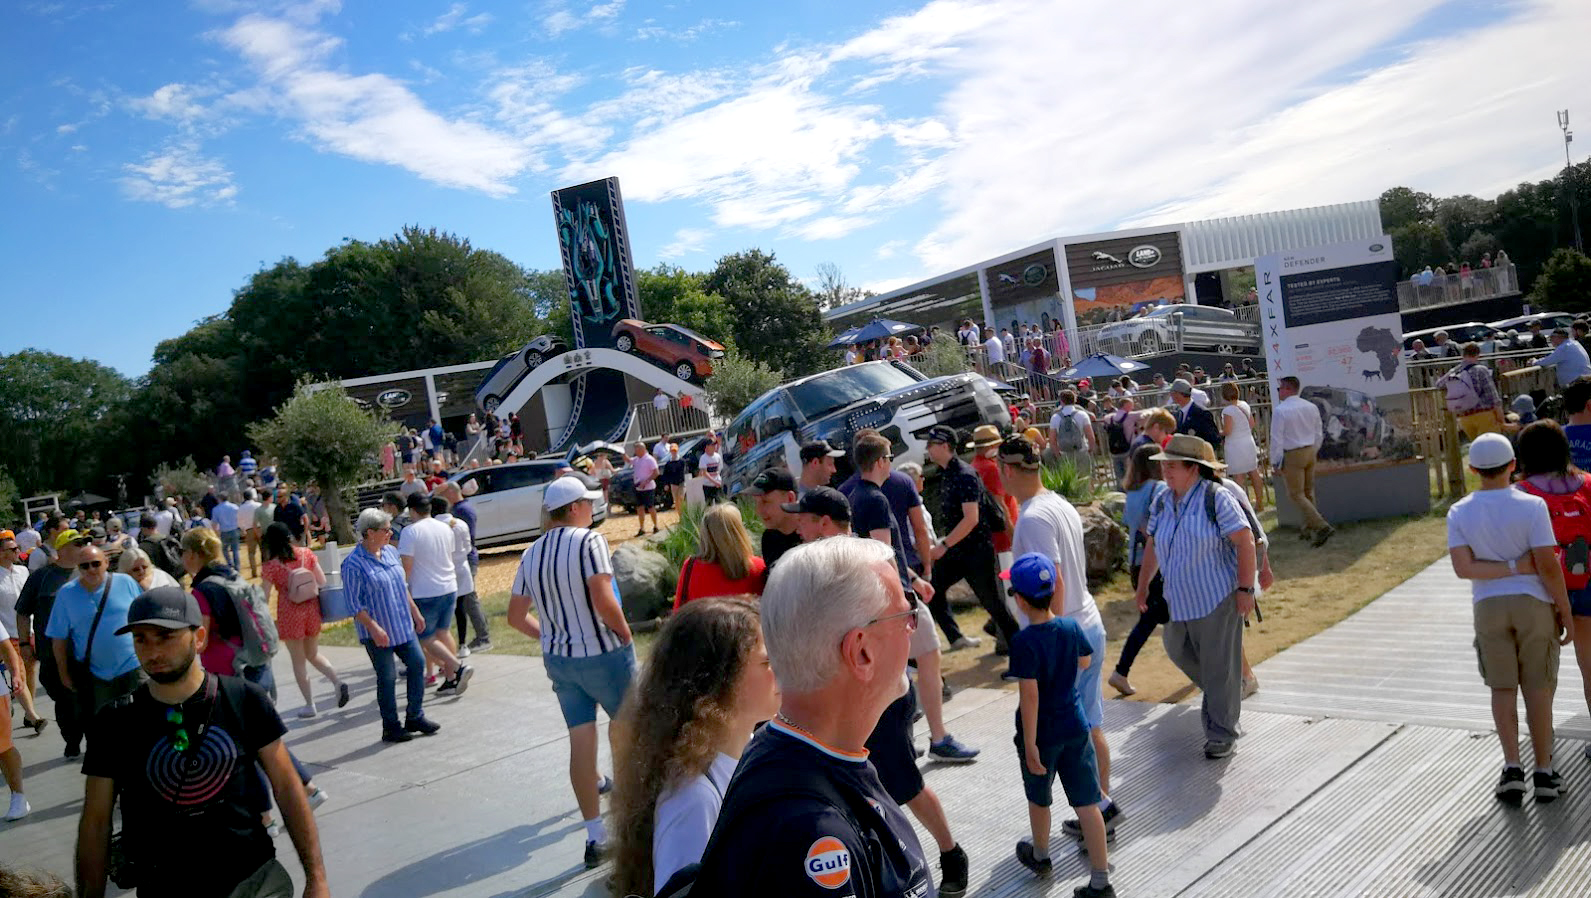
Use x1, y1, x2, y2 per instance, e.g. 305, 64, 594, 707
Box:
1488, 312, 1574, 334
447, 459, 607, 549
1096, 304, 1260, 356
568, 440, 627, 472
475, 335, 571, 414
1400, 322, 1496, 354
609, 436, 712, 512
721, 360, 1011, 495
611, 319, 725, 382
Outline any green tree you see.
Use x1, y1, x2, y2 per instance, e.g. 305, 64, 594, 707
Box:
0, 350, 133, 498
0, 466, 20, 522
637, 265, 736, 347
1378, 186, 1436, 231
248, 379, 398, 544
1434, 195, 1496, 256
911, 337, 973, 379
150, 458, 212, 502
1457, 230, 1504, 267
1388, 221, 1451, 277
703, 249, 827, 377
702, 350, 784, 421
1530, 248, 1591, 315
813, 262, 873, 311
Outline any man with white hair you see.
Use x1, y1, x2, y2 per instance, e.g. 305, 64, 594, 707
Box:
689, 537, 962, 898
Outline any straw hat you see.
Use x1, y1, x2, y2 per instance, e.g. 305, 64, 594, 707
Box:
970, 424, 1004, 449
1150, 433, 1225, 470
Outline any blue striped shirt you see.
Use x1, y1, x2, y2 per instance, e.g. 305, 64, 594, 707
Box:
1145, 479, 1245, 621
340, 544, 416, 644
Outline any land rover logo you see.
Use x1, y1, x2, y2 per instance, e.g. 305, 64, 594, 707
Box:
376, 389, 412, 409
1021, 263, 1048, 286
1370, 243, 1385, 252
1128, 245, 1162, 268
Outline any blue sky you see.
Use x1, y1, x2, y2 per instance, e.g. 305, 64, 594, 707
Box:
4, 0, 1587, 376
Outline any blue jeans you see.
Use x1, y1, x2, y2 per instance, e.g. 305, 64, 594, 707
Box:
363, 637, 427, 733
221, 528, 242, 570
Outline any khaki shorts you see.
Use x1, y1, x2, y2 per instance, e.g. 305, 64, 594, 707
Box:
909, 600, 942, 660
1473, 594, 1560, 690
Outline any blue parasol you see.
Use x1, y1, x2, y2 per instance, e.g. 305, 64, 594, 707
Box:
1057, 353, 1150, 381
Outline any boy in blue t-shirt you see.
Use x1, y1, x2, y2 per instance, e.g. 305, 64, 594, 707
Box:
1005, 552, 1113, 896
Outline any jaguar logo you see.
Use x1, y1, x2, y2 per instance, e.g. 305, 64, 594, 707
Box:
376, 389, 412, 409
1128, 245, 1162, 268
1091, 251, 1124, 265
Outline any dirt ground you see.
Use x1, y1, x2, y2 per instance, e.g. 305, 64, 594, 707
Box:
324, 502, 1456, 708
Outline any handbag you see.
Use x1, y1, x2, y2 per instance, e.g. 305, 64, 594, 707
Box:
67, 579, 113, 713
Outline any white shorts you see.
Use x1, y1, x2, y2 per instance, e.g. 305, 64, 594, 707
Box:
909, 600, 942, 659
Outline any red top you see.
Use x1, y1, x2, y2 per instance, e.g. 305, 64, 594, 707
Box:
971, 455, 1019, 553
673, 556, 767, 610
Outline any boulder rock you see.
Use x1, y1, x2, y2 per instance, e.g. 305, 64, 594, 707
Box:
611, 541, 675, 622
1098, 491, 1127, 521
1079, 503, 1126, 583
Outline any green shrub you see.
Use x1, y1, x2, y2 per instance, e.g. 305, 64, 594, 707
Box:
1040, 458, 1098, 504
656, 500, 766, 574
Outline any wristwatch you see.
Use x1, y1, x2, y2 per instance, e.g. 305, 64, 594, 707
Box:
1507, 557, 1519, 575
1236, 586, 1255, 594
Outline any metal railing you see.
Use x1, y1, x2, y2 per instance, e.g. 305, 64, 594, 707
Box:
630, 397, 713, 445
1397, 263, 1518, 310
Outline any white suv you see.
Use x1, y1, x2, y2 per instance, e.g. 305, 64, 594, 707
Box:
447, 460, 608, 549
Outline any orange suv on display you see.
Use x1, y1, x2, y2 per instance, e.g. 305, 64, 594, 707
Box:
610, 319, 726, 383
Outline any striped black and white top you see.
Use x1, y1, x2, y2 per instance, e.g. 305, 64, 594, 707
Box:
512, 526, 620, 658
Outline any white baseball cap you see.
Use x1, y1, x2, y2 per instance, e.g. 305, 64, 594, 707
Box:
1467, 432, 1514, 469
543, 475, 601, 511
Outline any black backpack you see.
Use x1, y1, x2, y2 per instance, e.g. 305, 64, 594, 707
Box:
976, 478, 1009, 533
1105, 412, 1131, 455
141, 535, 185, 579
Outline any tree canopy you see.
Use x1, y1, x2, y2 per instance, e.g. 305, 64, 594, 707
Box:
0, 350, 133, 500
703, 249, 828, 376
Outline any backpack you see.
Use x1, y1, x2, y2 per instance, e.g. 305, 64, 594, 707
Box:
1053, 408, 1087, 453
1516, 478, 1591, 591
212, 572, 280, 672
285, 555, 321, 605
1105, 411, 1131, 455
1443, 364, 1484, 415
143, 535, 185, 579
976, 479, 1010, 534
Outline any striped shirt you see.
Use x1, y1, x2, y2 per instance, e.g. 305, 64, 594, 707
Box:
1145, 479, 1245, 622
340, 544, 416, 645
512, 526, 619, 658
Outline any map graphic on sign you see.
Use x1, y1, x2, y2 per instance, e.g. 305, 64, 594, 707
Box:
1355, 326, 1401, 381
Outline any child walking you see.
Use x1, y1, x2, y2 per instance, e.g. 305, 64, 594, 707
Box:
1005, 552, 1114, 896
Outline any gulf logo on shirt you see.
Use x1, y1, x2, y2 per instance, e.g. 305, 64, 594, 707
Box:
805, 836, 852, 889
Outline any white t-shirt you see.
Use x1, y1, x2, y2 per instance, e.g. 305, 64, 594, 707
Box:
1447, 488, 1557, 603
984, 335, 1005, 363
698, 451, 723, 486
0, 563, 28, 635
653, 752, 738, 893
14, 528, 40, 553
1048, 406, 1093, 452
153, 508, 176, 538
1011, 491, 1102, 632
438, 514, 475, 596
1191, 387, 1211, 408
398, 516, 459, 599
238, 500, 262, 529
684, 475, 710, 509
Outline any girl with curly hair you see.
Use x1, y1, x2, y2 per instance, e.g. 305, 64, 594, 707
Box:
610, 597, 781, 896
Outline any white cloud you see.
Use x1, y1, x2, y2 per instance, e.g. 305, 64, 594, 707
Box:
120, 142, 237, 208
423, 3, 493, 36
633, 17, 737, 42
659, 227, 710, 259
129, 83, 216, 127
543, 0, 624, 37
56, 123, 77, 133
217, 13, 531, 195
875, 240, 906, 260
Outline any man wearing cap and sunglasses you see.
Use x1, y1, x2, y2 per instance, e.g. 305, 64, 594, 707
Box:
924, 425, 1021, 653
75, 587, 329, 898
797, 439, 846, 496
16, 527, 91, 757
508, 476, 635, 870
46, 544, 145, 749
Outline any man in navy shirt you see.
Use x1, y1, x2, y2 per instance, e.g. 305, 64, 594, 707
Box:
690, 537, 956, 898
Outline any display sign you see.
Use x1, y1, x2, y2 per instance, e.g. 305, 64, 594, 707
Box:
1258, 237, 1416, 469
1063, 231, 1185, 328
552, 177, 642, 351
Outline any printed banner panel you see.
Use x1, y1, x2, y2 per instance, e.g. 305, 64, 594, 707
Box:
552, 177, 642, 351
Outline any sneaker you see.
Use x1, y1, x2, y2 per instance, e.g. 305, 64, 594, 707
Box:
1073, 884, 1116, 898
265, 820, 282, 838
1014, 838, 1052, 876
64, 744, 81, 759
404, 716, 441, 736
1107, 671, 1136, 696
5, 794, 30, 821
1204, 740, 1235, 760
425, 674, 439, 687
597, 774, 613, 796
1495, 766, 1527, 805
1311, 526, 1336, 548
983, 620, 998, 637
458, 644, 471, 659
584, 840, 606, 869
296, 706, 318, 719
1063, 802, 1122, 840
453, 665, 475, 696
1534, 769, 1565, 803
1297, 528, 1313, 541
929, 735, 981, 764
949, 635, 982, 651
939, 844, 969, 898
941, 680, 954, 702
307, 786, 329, 810
337, 682, 351, 708
381, 728, 413, 744
1242, 676, 1259, 699
24, 716, 48, 736
468, 637, 493, 653
436, 677, 458, 695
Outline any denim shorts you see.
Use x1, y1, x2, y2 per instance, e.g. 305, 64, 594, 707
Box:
544, 643, 637, 728
1076, 619, 1107, 729
1571, 586, 1591, 618
1015, 730, 1101, 809
414, 593, 457, 640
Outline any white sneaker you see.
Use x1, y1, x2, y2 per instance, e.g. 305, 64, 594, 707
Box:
307, 786, 329, 810
949, 636, 982, 651
1242, 676, 1259, 699
296, 706, 318, 719
458, 645, 471, 659
5, 793, 29, 821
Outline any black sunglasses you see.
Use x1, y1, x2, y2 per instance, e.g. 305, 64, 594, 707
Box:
78, 560, 105, 571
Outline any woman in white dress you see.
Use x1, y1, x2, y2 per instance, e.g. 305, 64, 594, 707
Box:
1220, 381, 1265, 511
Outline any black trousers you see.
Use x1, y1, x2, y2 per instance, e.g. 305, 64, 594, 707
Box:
928, 542, 1019, 645
38, 658, 82, 751
1116, 565, 1169, 677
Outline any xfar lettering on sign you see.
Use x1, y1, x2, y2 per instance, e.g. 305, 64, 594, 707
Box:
805, 836, 852, 889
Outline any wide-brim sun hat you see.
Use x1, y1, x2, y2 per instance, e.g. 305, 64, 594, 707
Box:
970, 424, 1003, 448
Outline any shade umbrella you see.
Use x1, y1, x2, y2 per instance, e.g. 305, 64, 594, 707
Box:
849, 318, 923, 344
827, 325, 863, 350
63, 492, 111, 510
1057, 353, 1150, 381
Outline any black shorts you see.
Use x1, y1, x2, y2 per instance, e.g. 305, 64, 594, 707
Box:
864, 683, 924, 805
636, 489, 656, 509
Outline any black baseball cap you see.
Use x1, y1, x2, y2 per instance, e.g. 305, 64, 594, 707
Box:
115, 586, 204, 635
924, 425, 964, 448
781, 486, 851, 521
743, 468, 796, 496
800, 439, 846, 462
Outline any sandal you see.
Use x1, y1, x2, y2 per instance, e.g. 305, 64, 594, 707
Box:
25, 716, 50, 735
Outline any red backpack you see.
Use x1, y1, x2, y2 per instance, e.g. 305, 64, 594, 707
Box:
1516, 477, 1591, 590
